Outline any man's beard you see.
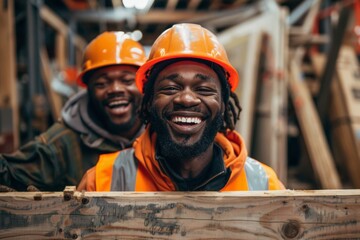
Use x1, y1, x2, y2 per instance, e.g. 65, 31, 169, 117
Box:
150, 108, 223, 161
105, 108, 138, 134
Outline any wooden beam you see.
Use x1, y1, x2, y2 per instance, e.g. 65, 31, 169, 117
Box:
55, 33, 67, 70
301, 0, 321, 34
290, 34, 329, 47
39, 6, 87, 51
0, 0, 19, 150
1, 190, 360, 238
188, 0, 202, 10
166, 0, 178, 10
316, 4, 351, 124
287, 0, 319, 26
289, 58, 342, 189
40, 48, 63, 121
191, 4, 261, 29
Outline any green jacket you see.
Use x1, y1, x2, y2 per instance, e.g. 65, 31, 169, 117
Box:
0, 91, 143, 191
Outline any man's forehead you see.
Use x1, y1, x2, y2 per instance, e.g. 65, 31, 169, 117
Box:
92, 65, 138, 78
158, 60, 218, 76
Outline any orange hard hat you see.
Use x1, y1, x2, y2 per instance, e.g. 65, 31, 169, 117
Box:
135, 23, 239, 93
77, 31, 147, 87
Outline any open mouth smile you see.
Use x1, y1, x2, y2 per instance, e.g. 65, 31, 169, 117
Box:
168, 114, 205, 134
172, 116, 202, 124
108, 100, 130, 108
106, 99, 131, 115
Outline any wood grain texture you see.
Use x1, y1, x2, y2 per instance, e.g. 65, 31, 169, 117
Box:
1, 190, 360, 239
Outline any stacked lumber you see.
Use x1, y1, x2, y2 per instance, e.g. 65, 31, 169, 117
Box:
330, 46, 360, 187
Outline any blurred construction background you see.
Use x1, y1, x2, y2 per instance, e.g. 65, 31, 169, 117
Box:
0, 0, 359, 190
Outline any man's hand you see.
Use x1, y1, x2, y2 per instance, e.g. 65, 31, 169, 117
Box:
0, 184, 40, 192
0, 184, 17, 192
27, 185, 40, 192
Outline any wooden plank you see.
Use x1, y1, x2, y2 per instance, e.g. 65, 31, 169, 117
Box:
0, 0, 19, 151
1, 190, 360, 238
289, 58, 341, 189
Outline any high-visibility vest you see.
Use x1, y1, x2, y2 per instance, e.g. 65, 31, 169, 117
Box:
93, 148, 284, 191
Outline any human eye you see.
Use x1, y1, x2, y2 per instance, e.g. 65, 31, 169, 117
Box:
122, 78, 135, 85
158, 85, 180, 95
93, 79, 108, 88
196, 86, 217, 95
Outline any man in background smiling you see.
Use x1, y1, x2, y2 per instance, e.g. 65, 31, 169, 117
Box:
0, 31, 147, 191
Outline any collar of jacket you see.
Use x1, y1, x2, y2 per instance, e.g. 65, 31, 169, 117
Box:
156, 142, 230, 191
133, 126, 248, 191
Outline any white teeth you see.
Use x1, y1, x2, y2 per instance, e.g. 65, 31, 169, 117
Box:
108, 100, 128, 107
172, 116, 202, 124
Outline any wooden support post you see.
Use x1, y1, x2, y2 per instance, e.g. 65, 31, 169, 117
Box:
55, 33, 67, 71
40, 47, 63, 121
0, 0, 19, 152
316, 4, 351, 124
1, 190, 360, 238
289, 58, 341, 189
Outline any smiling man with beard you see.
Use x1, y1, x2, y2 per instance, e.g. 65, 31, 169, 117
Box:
0, 31, 147, 191
78, 24, 285, 191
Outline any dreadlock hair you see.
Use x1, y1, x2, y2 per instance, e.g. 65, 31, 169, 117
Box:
139, 58, 242, 133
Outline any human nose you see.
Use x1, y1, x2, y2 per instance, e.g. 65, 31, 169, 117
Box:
108, 80, 125, 94
173, 89, 201, 107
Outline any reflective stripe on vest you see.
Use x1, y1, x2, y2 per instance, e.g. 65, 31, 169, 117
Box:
110, 148, 137, 191
109, 150, 269, 191
244, 157, 269, 190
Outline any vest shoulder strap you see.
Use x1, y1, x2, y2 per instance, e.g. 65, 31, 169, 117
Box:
110, 148, 137, 191
244, 157, 269, 190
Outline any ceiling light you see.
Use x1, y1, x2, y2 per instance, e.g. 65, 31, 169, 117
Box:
122, 0, 134, 8
122, 0, 152, 10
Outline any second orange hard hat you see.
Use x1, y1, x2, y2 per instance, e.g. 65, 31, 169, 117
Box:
77, 31, 147, 87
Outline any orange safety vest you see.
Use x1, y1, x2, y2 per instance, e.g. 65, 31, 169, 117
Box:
80, 128, 285, 191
